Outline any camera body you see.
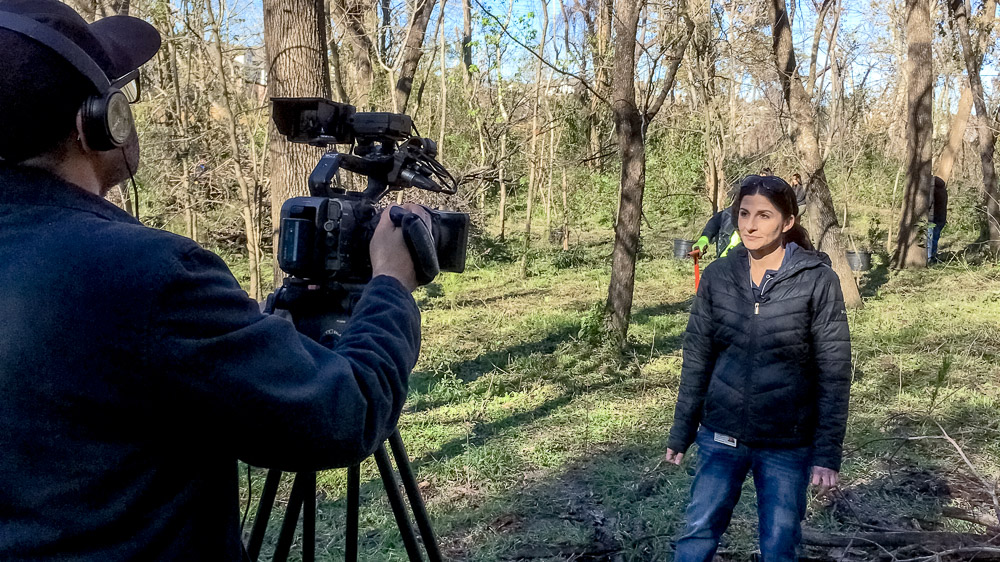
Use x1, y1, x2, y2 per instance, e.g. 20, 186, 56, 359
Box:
278, 194, 468, 284
270, 97, 468, 285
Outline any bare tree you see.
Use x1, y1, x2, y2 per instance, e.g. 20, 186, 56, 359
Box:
394, 0, 437, 112
893, 0, 933, 269
605, 0, 646, 346
461, 0, 474, 83
937, 88, 974, 184
768, 0, 863, 308
263, 0, 332, 285
950, 0, 1000, 252
330, 0, 380, 106
936, 0, 996, 184
604, 0, 693, 347
521, 1, 549, 277
202, 1, 265, 297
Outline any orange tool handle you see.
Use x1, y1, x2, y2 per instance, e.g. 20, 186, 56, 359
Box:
688, 250, 701, 291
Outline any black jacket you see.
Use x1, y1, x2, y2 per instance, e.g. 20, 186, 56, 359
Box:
0, 165, 421, 560
929, 176, 948, 224
668, 245, 852, 471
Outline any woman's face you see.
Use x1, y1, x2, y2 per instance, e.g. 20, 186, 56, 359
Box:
738, 193, 794, 252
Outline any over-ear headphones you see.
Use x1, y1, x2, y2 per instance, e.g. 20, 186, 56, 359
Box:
0, 12, 134, 151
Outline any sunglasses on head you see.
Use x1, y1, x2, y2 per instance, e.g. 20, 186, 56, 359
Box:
739, 174, 791, 191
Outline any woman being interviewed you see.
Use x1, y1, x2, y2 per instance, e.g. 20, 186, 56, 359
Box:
665, 175, 851, 562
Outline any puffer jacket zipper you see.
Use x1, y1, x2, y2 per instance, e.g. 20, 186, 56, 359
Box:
744, 267, 760, 440
743, 255, 812, 439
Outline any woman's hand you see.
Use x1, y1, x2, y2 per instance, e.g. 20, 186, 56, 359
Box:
665, 448, 684, 465
811, 466, 839, 493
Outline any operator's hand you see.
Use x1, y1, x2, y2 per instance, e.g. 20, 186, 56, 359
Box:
664, 448, 684, 465
370, 204, 432, 292
810, 466, 839, 495
693, 235, 710, 255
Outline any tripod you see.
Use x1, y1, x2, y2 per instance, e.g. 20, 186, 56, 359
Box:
244, 280, 443, 562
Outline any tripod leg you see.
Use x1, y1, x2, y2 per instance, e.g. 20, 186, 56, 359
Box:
373, 444, 424, 562
303, 472, 316, 562
346, 464, 360, 562
247, 469, 283, 562
273, 472, 311, 562
388, 431, 443, 562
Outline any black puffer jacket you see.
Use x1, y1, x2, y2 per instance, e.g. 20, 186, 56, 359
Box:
667, 245, 852, 471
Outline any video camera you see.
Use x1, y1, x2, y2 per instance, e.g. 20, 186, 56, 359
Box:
250, 99, 462, 561
271, 97, 469, 285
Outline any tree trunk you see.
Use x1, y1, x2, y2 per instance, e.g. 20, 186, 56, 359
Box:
768, 0, 863, 308
498, 134, 507, 240
329, 29, 353, 104
521, 2, 548, 277
806, 0, 834, 99
331, 0, 376, 106
587, 0, 612, 171
561, 168, 570, 250
436, 0, 448, 157
461, 0, 473, 84
263, 0, 332, 287
163, 11, 197, 243
951, 0, 1000, 251
546, 92, 558, 234
394, 0, 436, 112
936, 87, 972, 184
496, 37, 509, 240
604, 0, 646, 348
893, 0, 933, 269
937, 0, 996, 183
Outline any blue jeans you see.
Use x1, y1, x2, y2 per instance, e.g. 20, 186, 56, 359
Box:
927, 222, 945, 261
674, 427, 812, 562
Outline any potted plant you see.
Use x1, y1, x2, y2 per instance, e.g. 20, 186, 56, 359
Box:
846, 217, 881, 272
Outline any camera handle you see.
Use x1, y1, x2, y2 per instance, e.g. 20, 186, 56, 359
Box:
389, 206, 439, 285
245, 280, 443, 562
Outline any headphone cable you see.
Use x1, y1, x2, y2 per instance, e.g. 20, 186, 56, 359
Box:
120, 146, 140, 222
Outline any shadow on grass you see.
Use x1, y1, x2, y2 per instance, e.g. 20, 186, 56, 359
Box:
406, 323, 581, 413
630, 297, 695, 324
860, 251, 891, 298
432, 440, 691, 561
407, 378, 616, 471
417, 288, 550, 311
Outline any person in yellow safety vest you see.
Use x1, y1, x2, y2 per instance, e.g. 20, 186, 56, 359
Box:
692, 185, 742, 258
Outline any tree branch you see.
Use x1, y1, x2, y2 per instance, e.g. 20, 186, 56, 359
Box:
473, 0, 611, 107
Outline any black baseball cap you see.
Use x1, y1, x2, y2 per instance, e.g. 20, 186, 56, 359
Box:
0, 0, 161, 85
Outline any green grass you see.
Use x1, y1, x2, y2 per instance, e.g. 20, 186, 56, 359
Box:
242, 236, 1000, 561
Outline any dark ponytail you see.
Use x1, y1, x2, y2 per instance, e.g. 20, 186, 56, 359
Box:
785, 223, 815, 250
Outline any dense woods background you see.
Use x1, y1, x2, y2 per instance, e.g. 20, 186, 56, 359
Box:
61, 1, 1000, 559
74, 0, 999, 325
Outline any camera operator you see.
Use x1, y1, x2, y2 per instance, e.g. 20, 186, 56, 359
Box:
0, 1, 429, 559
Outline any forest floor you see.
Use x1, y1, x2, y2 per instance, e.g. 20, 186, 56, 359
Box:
245, 234, 1000, 561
